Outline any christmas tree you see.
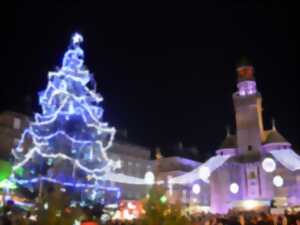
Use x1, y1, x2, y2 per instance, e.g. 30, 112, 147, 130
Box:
11, 33, 120, 203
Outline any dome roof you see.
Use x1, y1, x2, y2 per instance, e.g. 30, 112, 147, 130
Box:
264, 130, 289, 144
236, 57, 252, 68
219, 134, 237, 149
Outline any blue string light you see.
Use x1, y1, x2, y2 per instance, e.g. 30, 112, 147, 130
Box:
11, 33, 157, 194
12, 33, 118, 198
14, 176, 119, 192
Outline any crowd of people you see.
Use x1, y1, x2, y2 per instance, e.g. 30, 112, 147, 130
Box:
102, 211, 300, 225
189, 211, 300, 225
1, 199, 299, 225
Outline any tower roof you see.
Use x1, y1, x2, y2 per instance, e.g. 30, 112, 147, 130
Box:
236, 57, 252, 68
155, 147, 163, 160
264, 130, 289, 144
263, 119, 290, 144
219, 134, 237, 149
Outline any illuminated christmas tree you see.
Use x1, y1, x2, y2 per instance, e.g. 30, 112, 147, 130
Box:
11, 33, 121, 203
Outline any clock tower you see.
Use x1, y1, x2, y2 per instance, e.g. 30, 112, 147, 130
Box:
232, 59, 264, 161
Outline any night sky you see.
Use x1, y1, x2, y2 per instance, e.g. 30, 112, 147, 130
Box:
9, 1, 299, 160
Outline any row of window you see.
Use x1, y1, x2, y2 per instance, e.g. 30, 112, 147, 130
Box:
13, 118, 21, 129
124, 191, 143, 200
118, 160, 152, 177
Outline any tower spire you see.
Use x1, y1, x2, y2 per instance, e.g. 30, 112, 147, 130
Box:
226, 125, 231, 137
272, 118, 277, 131
155, 147, 163, 160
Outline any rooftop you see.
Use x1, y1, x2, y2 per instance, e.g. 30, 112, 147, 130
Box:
263, 129, 289, 145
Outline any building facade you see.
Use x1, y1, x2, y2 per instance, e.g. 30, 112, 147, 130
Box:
210, 61, 300, 213
1, 61, 299, 213
154, 155, 210, 210
0, 111, 30, 160
108, 141, 155, 200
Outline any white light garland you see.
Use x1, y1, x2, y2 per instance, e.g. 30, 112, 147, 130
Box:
198, 166, 210, 182
170, 155, 231, 184
144, 171, 155, 185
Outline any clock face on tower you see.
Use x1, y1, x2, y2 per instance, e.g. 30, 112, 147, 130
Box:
238, 66, 254, 80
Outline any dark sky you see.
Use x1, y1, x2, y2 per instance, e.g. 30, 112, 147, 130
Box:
8, 1, 299, 159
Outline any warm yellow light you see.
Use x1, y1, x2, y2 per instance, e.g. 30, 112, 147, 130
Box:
127, 201, 136, 209
242, 200, 260, 210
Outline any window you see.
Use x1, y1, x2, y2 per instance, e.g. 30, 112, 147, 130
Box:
248, 145, 252, 151
13, 118, 21, 129
135, 192, 140, 199
127, 161, 133, 175
135, 163, 140, 176
182, 189, 187, 202
250, 171, 256, 179
239, 90, 246, 96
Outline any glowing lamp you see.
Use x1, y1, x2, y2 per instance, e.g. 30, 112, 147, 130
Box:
123, 209, 134, 220
144, 171, 155, 185
0, 160, 12, 181
262, 157, 276, 173
238, 66, 254, 79
273, 175, 284, 187
29, 215, 38, 222
242, 200, 259, 210
230, 182, 239, 194
127, 201, 136, 209
160, 195, 167, 204
198, 166, 211, 181
192, 184, 201, 194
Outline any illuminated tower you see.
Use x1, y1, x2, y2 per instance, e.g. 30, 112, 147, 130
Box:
232, 59, 264, 161
211, 59, 300, 213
